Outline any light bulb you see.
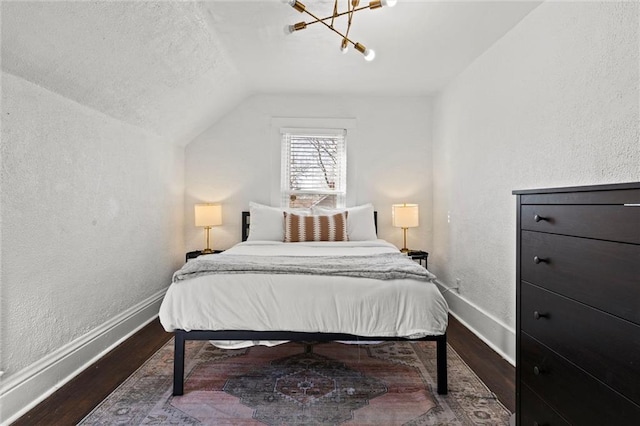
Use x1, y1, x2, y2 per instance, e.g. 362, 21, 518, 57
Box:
340, 39, 349, 54
354, 42, 375, 61
284, 25, 294, 35
364, 48, 376, 61
381, 0, 397, 6
287, 0, 306, 12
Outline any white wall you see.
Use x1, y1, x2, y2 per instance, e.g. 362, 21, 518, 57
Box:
431, 1, 639, 363
0, 72, 185, 422
185, 94, 434, 253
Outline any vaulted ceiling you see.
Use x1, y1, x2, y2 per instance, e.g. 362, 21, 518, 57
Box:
1, 0, 540, 146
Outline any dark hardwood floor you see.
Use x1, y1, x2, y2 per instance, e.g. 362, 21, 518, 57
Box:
13, 315, 515, 425
12, 320, 172, 426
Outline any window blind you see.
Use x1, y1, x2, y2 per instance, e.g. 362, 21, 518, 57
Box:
281, 129, 347, 208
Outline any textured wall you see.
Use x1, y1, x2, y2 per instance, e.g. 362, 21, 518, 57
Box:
432, 1, 639, 336
184, 94, 434, 253
0, 72, 185, 378
1, 1, 247, 146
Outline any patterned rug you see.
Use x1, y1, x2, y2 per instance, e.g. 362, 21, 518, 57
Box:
80, 340, 510, 425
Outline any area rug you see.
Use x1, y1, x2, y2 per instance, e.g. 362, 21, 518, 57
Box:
80, 340, 510, 425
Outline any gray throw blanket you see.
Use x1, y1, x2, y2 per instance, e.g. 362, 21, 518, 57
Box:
173, 252, 436, 283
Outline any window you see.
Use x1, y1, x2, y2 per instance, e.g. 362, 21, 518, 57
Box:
281, 128, 347, 208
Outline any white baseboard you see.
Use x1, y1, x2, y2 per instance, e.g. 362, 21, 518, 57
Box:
435, 280, 516, 366
0, 288, 168, 426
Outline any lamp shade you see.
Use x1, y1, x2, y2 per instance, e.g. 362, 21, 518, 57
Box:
194, 204, 222, 227
392, 204, 419, 228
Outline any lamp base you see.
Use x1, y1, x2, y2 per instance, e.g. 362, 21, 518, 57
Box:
201, 226, 214, 254
400, 227, 410, 253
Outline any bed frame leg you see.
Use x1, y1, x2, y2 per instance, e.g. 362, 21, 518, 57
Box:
173, 331, 185, 396
436, 334, 448, 395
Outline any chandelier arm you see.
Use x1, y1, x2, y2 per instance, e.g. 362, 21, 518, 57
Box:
299, 8, 356, 45
300, 4, 370, 27
345, 1, 355, 40
330, 0, 338, 27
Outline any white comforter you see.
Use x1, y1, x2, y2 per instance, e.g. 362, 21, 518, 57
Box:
159, 240, 448, 348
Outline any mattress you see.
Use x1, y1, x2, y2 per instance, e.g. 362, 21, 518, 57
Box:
159, 239, 448, 348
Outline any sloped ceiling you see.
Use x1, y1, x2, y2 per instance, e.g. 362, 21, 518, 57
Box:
1, 0, 540, 146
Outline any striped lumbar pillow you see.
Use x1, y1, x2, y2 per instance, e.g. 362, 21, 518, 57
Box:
284, 212, 349, 242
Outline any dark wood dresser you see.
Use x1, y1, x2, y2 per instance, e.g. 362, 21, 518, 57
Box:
513, 183, 640, 425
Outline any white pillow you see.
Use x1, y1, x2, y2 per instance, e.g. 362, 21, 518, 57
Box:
312, 203, 377, 241
247, 202, 310, 241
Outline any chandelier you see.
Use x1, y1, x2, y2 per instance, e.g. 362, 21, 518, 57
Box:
283, 0, 397, 61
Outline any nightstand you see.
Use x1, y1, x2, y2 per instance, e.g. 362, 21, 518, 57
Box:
407, 250, 428, 269
185, 250, 224, 263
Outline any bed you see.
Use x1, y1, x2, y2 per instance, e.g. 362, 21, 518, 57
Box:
159, 205, 449, 396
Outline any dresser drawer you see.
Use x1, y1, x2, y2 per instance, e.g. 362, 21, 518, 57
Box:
521, 231, 640, 325
521, 205, 639, 243
520, 333, 640, 425
520, 384, 569, 426
519, 186, 640, 205
521, 282, 640, 405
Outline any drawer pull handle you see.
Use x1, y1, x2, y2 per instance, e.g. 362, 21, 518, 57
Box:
533, 366, 543, 376
533, 311, 548, 320
533, 214, 548, 222
533, 256, 548, 264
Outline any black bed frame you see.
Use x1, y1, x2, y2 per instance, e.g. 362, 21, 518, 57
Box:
172, 211, 448, 396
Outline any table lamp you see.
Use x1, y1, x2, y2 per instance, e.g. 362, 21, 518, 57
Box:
392, 203, 419, 253
194, 204, 222, 254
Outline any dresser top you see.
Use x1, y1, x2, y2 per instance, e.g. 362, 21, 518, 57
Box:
512, 181, 640, 195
